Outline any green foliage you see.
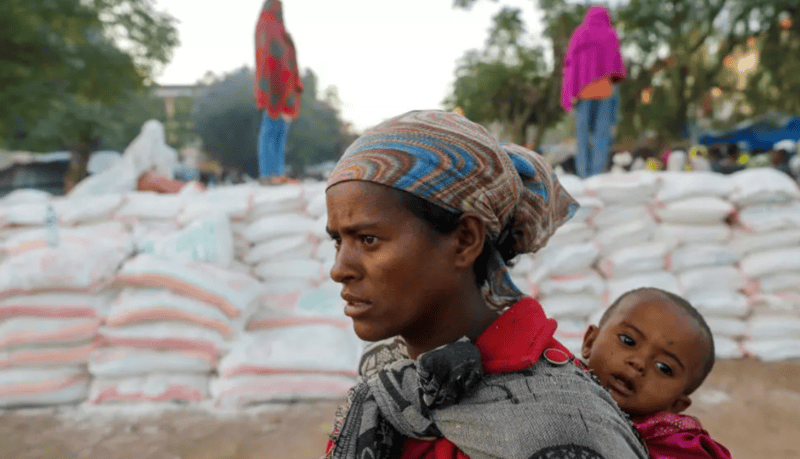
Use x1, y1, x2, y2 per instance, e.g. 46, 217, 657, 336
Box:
742, 7, 800, 117
0, 0, 177, 139
615, 0, 800, 139
0, 0, 178, 189
192, 68, 262, 176
193, 68, 351, 178
446, 5, 574, 146
454, 0, 800, 146
286, 70, 351, 173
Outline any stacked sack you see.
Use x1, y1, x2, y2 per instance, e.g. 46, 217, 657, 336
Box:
516, 175, 605, 354
116, 190, 186, 238
654, 172, 744, 358
92, 210, 265, 404
584, 172, 680, 308
239, 183, 330, 309
0, 201, 131, 407
212, 284, 361, 408
213, 183, 362, 408
728, 169, 800, 360
177, 184, 260, 275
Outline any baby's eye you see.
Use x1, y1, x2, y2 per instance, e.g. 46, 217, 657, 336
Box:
361, 235, 378, 245
618, 334, 635, 346
656, 362, 673, 376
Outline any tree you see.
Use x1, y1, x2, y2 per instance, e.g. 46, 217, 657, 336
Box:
0, 0, 178, 189
192, 68, 262, 177
455, 0, 800, 146
451, 1, 585, 148
193, 67, 352, 178
286, 70, 352, 173
741, 7, 800, 118
615, 0, 800, 139
446, 8, 551, 145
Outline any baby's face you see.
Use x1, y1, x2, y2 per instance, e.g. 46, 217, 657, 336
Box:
581, 293, 708, 417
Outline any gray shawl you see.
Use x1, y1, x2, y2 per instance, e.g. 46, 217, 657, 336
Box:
327, 338, 647, 459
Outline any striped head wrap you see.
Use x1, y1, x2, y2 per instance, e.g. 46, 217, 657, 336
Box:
327, 110, 578, 307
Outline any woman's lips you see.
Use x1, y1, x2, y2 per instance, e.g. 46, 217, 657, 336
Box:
341, 294, 372, 317
343, 300, 371, 317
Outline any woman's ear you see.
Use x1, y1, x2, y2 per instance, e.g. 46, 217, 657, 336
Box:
453, 213, 486, 269
669, 394, 692, 414
581, 325, 599, 360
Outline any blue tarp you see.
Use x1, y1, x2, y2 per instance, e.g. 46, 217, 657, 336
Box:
699, 116, 800, 151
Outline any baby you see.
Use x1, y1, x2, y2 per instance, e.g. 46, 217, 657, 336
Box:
581, 287, 731, 458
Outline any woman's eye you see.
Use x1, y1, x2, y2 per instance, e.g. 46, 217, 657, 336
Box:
656, 362, 673, 376
361, 235, 377, 245
618, 334, 635, 346
331, 237, 341, 250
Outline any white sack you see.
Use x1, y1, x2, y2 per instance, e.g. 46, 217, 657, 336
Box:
598, 242, 670, 279
655, 172, 733, 203
654, 197, 734, 225
728, 168, 800, 206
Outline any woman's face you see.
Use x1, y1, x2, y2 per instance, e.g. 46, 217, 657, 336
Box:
326, 181, 460, 343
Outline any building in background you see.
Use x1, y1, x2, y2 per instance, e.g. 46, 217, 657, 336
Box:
153, 85, 202, 149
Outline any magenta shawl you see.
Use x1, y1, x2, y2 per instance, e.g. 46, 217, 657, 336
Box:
561, 6, 627, 112
634, 412, 731, 459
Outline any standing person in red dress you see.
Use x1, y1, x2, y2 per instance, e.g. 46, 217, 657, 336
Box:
254, 0, 302, 184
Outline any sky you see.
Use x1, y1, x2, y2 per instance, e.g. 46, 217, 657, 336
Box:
153, 0, 544, 132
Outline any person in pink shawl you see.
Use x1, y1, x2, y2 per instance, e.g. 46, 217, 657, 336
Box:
561, 5, 627, 178
582, 287, 732, 458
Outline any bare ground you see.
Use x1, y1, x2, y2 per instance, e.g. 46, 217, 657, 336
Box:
1, 359, 798, 459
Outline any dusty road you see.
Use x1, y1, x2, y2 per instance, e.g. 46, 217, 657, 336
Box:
1, 359, 798, 459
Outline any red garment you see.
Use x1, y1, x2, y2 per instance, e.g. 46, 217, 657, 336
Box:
634, 412, 731, 459
325, 297, 568, 459
136, 171, 200, 194
254, 0, 302, 118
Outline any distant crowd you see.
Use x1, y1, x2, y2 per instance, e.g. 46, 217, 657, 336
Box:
603, 139, 800, 180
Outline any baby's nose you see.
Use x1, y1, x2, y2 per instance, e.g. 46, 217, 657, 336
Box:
626, 356, 646, 373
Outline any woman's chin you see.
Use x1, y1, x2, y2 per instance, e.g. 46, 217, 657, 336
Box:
352, 322, 390, 343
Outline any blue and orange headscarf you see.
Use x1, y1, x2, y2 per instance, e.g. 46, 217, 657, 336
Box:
327, 110, 578, 307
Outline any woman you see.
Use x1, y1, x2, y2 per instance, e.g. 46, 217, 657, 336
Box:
561, 6, 627, 178
323, 110, 647, 458
254, 0, 302, 183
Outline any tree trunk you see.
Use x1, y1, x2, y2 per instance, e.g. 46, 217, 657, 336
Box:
670, 66, 691, 138
532, 118, 548, 151
63, 135, 98, 193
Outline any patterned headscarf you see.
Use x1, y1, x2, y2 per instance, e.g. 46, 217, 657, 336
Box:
327, 110, 578, 307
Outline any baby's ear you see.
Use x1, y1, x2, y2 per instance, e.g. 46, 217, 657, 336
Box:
669, 394, 692, 414
581, 325, 599, 360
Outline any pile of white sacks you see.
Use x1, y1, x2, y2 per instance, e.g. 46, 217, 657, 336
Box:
0, 167, 798, 409
0, 183, 359, 409
510, 168, 800, 360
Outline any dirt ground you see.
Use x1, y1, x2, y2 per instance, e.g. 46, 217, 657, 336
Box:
1, 359, 798, 459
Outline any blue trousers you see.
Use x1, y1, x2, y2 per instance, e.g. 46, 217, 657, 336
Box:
574, 89, 618, 178
258, 112, 289, 178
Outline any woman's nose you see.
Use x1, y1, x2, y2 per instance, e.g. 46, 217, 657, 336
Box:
329, 242, 357, 284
